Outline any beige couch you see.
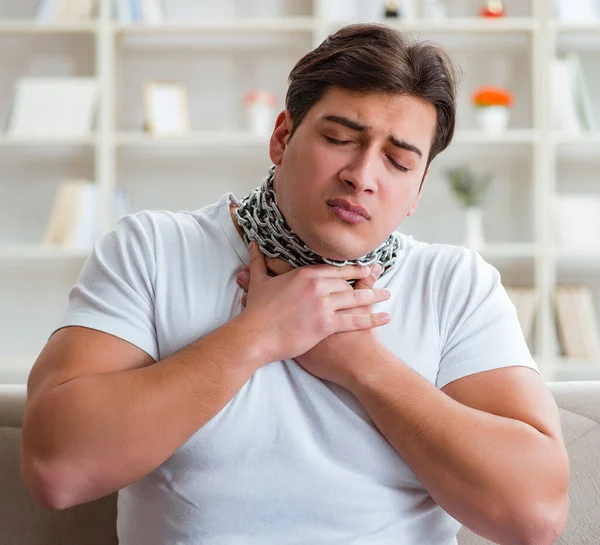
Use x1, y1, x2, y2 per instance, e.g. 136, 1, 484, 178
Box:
1, 381, 599, 545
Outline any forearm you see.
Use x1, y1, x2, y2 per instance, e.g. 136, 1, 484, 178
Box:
347, 347, 565, 545
21, 314, 265, 509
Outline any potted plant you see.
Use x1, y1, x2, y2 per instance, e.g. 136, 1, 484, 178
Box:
446, 166, 492, 249
472, 85, 513, 133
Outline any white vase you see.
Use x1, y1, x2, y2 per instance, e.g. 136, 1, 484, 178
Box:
464, 207, 485, 249
476, 106, 509, 133
245, 101, 275, 137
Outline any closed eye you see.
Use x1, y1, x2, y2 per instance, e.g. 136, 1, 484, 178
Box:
326, 135, 409, 172
325, 136, 352, 145
387, 156, 409, 172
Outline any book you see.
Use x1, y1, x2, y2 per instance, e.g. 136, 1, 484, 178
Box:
7, 77, 98, 138
140, 0, 165, 23
555, 284, 600, 361
35, 0, 55, 22
550, 58, 582, 134
505, 286, 537, 347
42, 180, 131, 250
114, 0, 132, 22
575, 285, 600, 361
565, 52, 597, 131
130, 0, 142, 21
555, 285, 582, 359
36, 0, 96, 22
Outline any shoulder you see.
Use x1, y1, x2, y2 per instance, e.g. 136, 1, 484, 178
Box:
397, 233, 494, 285
108, 195, 229, 255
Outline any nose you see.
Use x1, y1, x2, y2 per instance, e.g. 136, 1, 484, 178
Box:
338, 147, 378, 194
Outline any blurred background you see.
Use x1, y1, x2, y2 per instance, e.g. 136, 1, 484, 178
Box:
0, 0, 599, 385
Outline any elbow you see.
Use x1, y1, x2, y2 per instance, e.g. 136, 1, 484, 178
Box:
510, 493, 569, 545
20, 441, 81, 511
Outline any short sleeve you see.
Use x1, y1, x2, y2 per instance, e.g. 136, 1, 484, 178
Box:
52, 211, 159, 361
435, 248, 540, 389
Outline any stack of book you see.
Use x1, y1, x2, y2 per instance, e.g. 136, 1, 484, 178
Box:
505, 286, 537, 348
114, 0, 165, 23
42, 180, 130, 251
555, 284, 600, 361
36, 0, 97, 22
551, 52, 597, 134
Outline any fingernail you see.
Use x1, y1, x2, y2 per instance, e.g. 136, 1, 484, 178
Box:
372, 264, 383, 279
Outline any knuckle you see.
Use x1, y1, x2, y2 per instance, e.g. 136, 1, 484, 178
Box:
307, 277, 322, 295
352, 290, 363, 304
352, 313, 364, 329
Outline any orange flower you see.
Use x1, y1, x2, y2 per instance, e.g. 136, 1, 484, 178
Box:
472, 86, 513, 108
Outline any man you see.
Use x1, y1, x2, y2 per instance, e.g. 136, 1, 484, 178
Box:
21, 23, 568, 545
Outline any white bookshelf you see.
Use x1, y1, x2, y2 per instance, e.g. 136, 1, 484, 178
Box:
1, 0, 600, 385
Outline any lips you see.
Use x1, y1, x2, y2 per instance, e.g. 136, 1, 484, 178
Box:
326, 198, 370, 219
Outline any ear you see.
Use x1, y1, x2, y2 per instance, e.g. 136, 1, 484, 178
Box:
407, 168, 429, 217
269, 110, 293, 166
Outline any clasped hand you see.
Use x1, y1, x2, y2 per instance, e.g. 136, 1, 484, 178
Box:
236, 242, 390, 389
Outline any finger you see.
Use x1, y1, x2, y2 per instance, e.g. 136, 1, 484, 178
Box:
306, 263, 372, 281
329, 288, 391, 312
354, 263, 383, 291
248, 241, 268, 281
241, 294, 247, 307
335, 312, 391, 331
237, 271, 249, 292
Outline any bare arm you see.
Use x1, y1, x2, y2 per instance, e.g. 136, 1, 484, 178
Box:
21, 244, 389, 510
21, 315, 264, 510
346, 348, 569, 545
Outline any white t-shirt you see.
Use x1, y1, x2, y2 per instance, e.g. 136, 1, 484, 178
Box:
54, 192, 539, 545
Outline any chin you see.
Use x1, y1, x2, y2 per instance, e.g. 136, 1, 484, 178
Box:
306, 234, 371, 261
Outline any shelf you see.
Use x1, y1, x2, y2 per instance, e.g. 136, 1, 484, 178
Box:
478, 244, 539, 259
0, 245, 90, 261
328, 17, 537, 33
546, 359, 600, 382
0, 134, 96, 146
115, 17, 316, 34
117, 130, 539, 150
554, 132, 600, 145
454, 130, 539, 144
555, 248, 600, 267
117, 131, 269, 149
553, 21, 600, 33
0, 20, 97, 34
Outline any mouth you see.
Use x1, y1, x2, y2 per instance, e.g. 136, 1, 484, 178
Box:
326, 198, 370, 225
326, 198, 370, 219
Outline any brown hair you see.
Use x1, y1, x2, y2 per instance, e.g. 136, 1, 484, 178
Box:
285, 23, 459, 169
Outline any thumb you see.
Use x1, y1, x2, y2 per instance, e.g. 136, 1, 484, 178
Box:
354, 263, 382, 290
248, 241, 269, 282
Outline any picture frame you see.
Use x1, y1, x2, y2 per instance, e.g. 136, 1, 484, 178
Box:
143, 80, 191, 136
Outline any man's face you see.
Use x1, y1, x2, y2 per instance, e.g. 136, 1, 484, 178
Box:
268, 86, 437, 260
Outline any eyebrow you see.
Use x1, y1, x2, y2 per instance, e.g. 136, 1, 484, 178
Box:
323, 115, 423, 159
